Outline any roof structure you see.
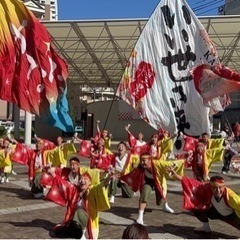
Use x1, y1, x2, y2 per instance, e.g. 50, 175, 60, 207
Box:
42, 15, 240, 96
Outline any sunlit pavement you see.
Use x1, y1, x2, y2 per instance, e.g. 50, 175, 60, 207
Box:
0, 159, 239, 239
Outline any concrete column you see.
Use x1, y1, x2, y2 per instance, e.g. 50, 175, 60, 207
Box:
24, 111, 32, 145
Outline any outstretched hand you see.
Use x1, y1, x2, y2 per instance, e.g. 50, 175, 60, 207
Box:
166, 166, 182, 181
125, 124, 131, 132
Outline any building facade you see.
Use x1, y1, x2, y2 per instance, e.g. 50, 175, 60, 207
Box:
219, 0, 240, 15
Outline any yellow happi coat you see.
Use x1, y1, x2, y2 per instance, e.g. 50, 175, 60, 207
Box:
45, 143, 76, 167
207, 138, 224, 149
0, 144, 16, 173
62, 179, 110, 239
119, 153, 140, 175
152, 158, 185, 198
80, 166, 100, 186
122, 157, 185, 200
226, 188, 240, 218
205, 147, 225, 175
159, 137, 174, 161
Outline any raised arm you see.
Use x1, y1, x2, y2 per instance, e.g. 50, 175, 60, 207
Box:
166, 166, 183, 181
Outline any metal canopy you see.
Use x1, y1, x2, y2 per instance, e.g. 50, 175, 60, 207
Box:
42, 15, 240, 95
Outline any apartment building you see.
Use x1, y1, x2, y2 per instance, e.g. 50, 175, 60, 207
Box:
219, 0, 240, 15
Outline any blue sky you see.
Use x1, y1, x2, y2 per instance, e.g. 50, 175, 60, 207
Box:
57, 0, 221, 20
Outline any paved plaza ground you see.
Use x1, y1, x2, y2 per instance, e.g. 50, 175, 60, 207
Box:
0, 160, 240, 239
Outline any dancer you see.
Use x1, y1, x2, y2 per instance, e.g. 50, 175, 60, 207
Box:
93, 120, 112, 150
168, 166, 240, 232
0, 138, 16, 183
89, 138, 113, 171
28, 139, 53, 198
46, 172, 115, 239
200, 132, 224, 150
125, 124, 146, 154
42, 156, 100, 187
108, 141, 139, 203
121, 153, 185, 224
191, 141, 224, 182
44, 136, 76, 168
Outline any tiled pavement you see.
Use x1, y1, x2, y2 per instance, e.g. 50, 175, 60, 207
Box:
0, 161, 240, 239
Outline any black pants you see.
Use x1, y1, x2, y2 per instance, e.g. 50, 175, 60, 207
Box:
193, 206, 240, 230
222, 150, 234, 173
54, 220, 83, 239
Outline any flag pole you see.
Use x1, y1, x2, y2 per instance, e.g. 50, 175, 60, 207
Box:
24, 111, 32, 145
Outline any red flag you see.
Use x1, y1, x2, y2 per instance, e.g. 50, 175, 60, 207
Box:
11, 143, 29, 165
181, 176, 212, 210
45, 176, 77, 206
40, 171, 54, 187
121, 167, 143, 192
78, 140, 92, 158
192, 64, 240, 108
42, 139, 56, 151
183, 135, 199, 152
0, 0, 73, 132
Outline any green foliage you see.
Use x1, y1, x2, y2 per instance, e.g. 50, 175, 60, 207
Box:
0, 126, 6, 137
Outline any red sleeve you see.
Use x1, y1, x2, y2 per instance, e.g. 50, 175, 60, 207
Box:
181, 176, 212, 211
11, 143, 29, 165
64, 185, 79, 223
43, 139, 56, 151
78, 140, 92, 158
28, 150, 35, 180
183, 135, 198, 152
121, 167, 143, 192
128, 132, 137, 148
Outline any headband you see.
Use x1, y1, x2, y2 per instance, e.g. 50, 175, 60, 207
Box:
70, 160, 80, 165
140, 154, 152, 159
81, 172, 92, 181
210, 178, 225, 187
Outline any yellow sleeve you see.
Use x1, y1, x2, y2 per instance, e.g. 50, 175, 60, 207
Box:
80, 167, 100, 186
208, 138, 224, 149
206, 147, 224, 164
0, 150, 5, 168
43, 148, 57, 166
161, 138, 174, 154
227, 188, 240, 217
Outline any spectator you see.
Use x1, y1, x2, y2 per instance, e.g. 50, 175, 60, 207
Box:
232, 122, 240, 142
122, 223, 149, 239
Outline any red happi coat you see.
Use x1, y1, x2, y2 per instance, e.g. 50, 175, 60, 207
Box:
121, 160, 166, 200
41, 167, 78, 187
45, 176, 110, 239
181, 176, 240, 220
127, 132, 148, 155
121, 158, 185, 200
28, 149, 48, 181
191, 151, 208, 180
78, 140, 93, 158
90, 147, 113, 171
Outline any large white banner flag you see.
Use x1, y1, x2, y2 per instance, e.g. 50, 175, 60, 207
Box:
116, 0, 219, 136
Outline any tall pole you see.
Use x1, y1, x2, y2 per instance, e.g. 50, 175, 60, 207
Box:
13, 104, 20, 140
24, 111, 32, 145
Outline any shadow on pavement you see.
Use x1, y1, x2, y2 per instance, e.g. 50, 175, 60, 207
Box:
107, 205, 153, 220
152, 223, 239, 239
0, 186, 33, 200
3, 218, 55, 231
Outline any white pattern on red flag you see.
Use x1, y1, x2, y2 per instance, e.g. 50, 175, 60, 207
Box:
0, 0, 73, 132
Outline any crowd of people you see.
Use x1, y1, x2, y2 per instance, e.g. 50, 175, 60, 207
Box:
0, 120, 240, 239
